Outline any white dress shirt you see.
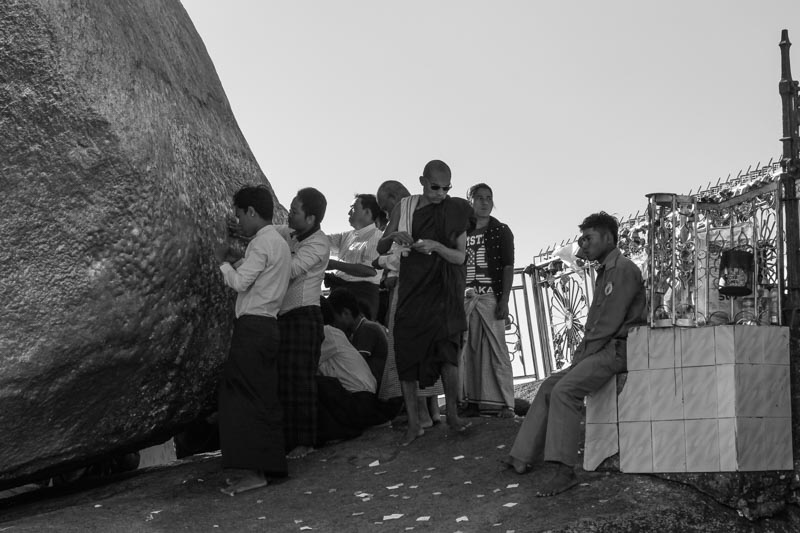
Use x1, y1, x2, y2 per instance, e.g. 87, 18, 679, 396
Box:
276, 226, 330, 313
327, 223, 383, 285
318, 325, 377, 394
219, 225, 291, 318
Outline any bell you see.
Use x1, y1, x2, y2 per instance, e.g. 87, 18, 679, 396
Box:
718, 248, 754, 297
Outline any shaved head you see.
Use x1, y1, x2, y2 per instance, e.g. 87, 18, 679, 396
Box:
376, 180, 410, 214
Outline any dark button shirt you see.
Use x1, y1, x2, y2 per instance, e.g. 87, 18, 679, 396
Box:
574, 247, 646, 360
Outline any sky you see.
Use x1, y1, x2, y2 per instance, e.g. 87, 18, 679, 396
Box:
182, 1, 800, 265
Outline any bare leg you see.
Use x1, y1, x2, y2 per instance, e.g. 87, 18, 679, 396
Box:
499, 455, 531, 474
428, 396, 442, 424
441, 363, 470, 432
418, 397, 434, 429
399, 380, 424, 446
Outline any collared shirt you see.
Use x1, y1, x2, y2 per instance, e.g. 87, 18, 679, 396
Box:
219, 225, 291, 319
276, 225, 330, 313
574, 247, 647, 360
318, 325, 377, 394
327, 223, 382, 285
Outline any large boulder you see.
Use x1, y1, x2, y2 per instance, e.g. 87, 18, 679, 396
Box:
0, 0, 279, 487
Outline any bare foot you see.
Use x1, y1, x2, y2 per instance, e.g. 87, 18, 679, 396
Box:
428, 397, 442, 421
418, 399, 434, 429
398, 426, 424, 446
497, 407, 515, 419
446, 416, 472, 433
536, 464, 578, 497
499, 456, 530, 474
286, 445, 315, 459
223, 468, 251, 486
220, 471, 267, 496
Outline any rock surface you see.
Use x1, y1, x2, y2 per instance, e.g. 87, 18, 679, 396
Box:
0, 0, 280, 486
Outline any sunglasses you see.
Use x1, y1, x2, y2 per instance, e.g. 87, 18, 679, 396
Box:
429, 184, 452, 192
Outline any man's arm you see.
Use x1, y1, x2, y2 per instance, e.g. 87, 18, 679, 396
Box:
327, 259, 377, 277
220, 241, 268, 292
496, 225, 515, 319
327, 232, 344, 254
377, 204, 413, 254
290, 233, 330, 279
412, 231, 467, 265
496, 264, 514, 320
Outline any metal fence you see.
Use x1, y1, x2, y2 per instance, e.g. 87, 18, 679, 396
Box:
506, 160, 793, 380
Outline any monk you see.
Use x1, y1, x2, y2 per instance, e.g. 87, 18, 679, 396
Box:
377, 159, 474, 445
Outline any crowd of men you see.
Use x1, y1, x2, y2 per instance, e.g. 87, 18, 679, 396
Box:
213, 159, 646, 498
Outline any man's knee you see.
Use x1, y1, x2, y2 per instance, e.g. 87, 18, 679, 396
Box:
550, 378, 583, 406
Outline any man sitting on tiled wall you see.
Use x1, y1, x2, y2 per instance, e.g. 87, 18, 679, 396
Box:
502, 211, 647, 496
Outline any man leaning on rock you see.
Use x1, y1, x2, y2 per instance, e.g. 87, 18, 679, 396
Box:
214, 185, 291, 496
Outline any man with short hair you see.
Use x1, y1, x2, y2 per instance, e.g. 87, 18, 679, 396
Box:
214, 185, 291, 496
325, 194, 383, 320
503, 212, 646, 497
327, 287, 388, 388
276, 187, 331, 460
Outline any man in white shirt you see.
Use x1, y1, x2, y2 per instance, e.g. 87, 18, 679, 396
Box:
315, 300, 394, 446
318, 325, 377, 395
275, 187, 331, 460
325, 194, 383, 320
214, 185, 291, 496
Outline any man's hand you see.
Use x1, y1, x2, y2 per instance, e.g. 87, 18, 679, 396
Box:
411, 238, 439, 255
495, 300, 509, 321
214, 240, 231, 264
389, 231, 414, 246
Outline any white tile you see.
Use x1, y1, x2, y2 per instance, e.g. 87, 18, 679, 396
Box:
714, 325, 735, 364
734, 325, 762, 364
619, 421, 653, 473
761, 365, 791, 418
583, 423, 619, 472
680, 327, 715, 367
763, 327, 790, 365
585, 375, 617, 424
648, 328, 679, 369
718, 418, 737, 471
618, 370, 651, 422
652, 420, 686, 472
762, 418, 793, 470
649, 368, 683, 421
736, 417, 764, 471
627, 326, 649, 370
682, 366, 717, 419
685, 419, 719, 472
734, 364, 761, 418
716, 364, 736, 418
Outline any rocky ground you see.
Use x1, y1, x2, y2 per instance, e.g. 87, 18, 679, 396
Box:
1, 414, 799, 533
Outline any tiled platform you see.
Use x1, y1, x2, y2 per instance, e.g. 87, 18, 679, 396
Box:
584, 325, 792, 473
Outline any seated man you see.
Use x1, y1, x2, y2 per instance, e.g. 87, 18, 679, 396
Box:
315, 300, 394, 446
503, 212, 646, 497
327, 287, 388, 388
